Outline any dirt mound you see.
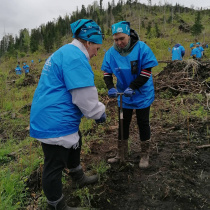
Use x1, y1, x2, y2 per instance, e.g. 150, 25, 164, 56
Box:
20, 74, 36, 86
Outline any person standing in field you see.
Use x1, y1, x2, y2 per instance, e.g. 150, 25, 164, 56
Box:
30, 19, 106, 210
22, 62, 30, 75
101, 21, 158, 168
15, 63, 22, 75
191, 43, 202, 60
171, 43, 185, 61
196, 42, 204, 56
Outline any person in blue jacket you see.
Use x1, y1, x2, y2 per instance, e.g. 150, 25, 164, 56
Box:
191, 43, 202, 59
30, 19, 106, 210
171, 43, 185, 61
196, 42, 204, 56
15, 64, 22, 75
22, 62, 29, 75
101, 21, 158, 168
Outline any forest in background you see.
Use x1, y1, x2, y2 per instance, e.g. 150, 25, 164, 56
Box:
0, 0, 210, 60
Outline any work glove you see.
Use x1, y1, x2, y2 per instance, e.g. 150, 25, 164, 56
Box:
124, 87, 135, 97
108, 88, 118, 98
95, 113, 106, 124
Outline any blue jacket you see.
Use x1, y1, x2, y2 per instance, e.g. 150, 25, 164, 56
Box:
23, 65, 29, 73
198, 46, 204, 55
191, 48, 202, 58
15, 66, 22, 75
172, 45, 185, 61
101, 41, 158, 109
30, 44, 95, 138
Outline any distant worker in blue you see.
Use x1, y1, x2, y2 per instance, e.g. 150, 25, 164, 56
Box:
101, 21, 158, 168
171, 43, 185, 61
31, 59, 34, 64
22, 63, 29, 75
30, 19, 106, 210
196, 42, 204, 56
191, 43, 202, 59
15, 64, 22, 75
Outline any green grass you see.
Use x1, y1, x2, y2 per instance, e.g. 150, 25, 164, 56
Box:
0, 137, 43, 209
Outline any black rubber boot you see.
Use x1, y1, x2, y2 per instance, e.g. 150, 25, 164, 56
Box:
69, 168, 98, 188
47, 196, 85, 210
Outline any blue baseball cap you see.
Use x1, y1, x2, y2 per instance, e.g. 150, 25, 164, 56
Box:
70, 19, 104, 44
111, 21, 130, 35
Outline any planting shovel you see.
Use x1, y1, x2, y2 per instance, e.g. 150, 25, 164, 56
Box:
117, 91, 135, 163
117, 93, 125, 162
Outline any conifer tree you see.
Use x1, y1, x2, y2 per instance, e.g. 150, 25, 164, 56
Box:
191, 12, 204, 37
146, 21, 152, 39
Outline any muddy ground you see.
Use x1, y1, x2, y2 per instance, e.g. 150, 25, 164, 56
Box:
25, 60, 209, 210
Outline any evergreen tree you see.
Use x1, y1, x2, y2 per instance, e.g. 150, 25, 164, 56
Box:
155, 23, 161, 38
30, 28, 42, 53
19, 28, 30, 53
146, 21, 152, 39
100, 0, 103, 12
43, 21, 55, 53
191, 12, 204, 37
81, 5, 87, 18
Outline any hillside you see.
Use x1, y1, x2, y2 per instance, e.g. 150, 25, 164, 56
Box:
0, 1, 210, 210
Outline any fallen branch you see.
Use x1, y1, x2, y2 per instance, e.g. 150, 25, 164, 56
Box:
196, 144, 210, 149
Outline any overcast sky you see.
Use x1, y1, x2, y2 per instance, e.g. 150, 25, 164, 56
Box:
0, 0, 209, 40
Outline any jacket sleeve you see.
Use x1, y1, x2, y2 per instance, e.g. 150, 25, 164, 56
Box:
70, 86, 105, 120
103, 73, 115, 90
129, 68, 152, 90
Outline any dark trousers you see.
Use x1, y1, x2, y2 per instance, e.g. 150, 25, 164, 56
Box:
41, 134, 82, 201
118, 106, 150, 141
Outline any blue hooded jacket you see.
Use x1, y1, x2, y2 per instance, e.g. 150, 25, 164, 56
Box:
102, 41, 158, 109
172, 44, 185, 61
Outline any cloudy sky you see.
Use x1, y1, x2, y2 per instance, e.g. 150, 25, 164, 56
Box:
0, 0, 209, 40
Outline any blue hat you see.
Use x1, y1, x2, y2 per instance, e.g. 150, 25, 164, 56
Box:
174, 43, 181, 48
190, 43, 194, 48
196, 42, 200, 45
70, 19, 103, 44
111, 21, 130, 35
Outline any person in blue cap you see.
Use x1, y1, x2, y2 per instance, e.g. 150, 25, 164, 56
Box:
101, 21, 158, 168
196, 42, 204, 56
15, 64, 22, 75
191, 43, 202, 59
30, 19, 105, 210
22, 62, 30, 75
171, 43, 185, 61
